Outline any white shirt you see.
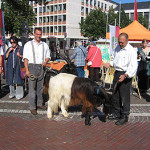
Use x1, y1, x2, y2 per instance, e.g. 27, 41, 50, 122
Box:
23, 39, 50, 64
110, 43, 138, 78
0, 46, 4, 56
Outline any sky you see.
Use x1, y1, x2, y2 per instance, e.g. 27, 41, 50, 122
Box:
111, 0, 150, 3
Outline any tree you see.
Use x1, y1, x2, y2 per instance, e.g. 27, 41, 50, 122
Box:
2, 0, 36, 36
116, 7, 131, 29
138, 15, 148, 29
79, 8, 106, 40
108, 6, 117, 26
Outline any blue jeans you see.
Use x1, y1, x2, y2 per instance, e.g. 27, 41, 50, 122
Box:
76, 66, 84, 78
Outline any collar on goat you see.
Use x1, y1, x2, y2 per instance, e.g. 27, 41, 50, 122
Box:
97, 84, 103, 95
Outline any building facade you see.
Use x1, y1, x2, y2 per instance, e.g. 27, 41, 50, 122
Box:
115, 1, 150, 30
30, 0, 117, 48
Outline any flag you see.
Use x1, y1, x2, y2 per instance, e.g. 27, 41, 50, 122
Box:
134, 0, 138, 21
109, 25, 120, 56
0, 10, 5, 47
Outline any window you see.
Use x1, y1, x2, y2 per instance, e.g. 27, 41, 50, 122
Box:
86, 0, 88, 4
43, 6, 46, 12
34, 8, 37, 14
54, 16, 57, 22
81, 7, 84, 13
58, 4, 62, 11
94, 0, 96, 6
51, 5, 53, 12
63, 4, 66, 10
62, 26, 66, 32
47, 6, 50, 12
90, 0, 92, 5
58, 15, 62, 22
144, 12, 149, 22
81, 0, 84, 3
47, 27, 49, 33
105, 4, 107, 10
63, 15, 66, 21
39, 17, 42, 23
101, 3, 103, 9
50, 27, 53, 32
46, 16, 49, 23
58, 26, 61, 32
39, 7, 42, 13
54, 26, 58, 32
43, 17, 46, 23
86, 8, 88, 14
43, 27, 46, 33
98, 1, 100, 7
54, 5, 57, 11
50, 16, 53, 22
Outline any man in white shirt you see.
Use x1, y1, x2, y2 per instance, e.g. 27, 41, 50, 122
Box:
103, 33, 138, 125
0, 44, 3, 75
23, 28, 50, 115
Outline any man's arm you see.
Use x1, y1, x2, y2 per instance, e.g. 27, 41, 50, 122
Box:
24, 58, 30, 77
42, 58, 50, 66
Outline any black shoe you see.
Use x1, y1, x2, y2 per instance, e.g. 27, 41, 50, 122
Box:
115, 116, 128, 125
107, 114, 120, 120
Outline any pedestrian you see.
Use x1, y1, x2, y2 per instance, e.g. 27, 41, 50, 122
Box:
4, 36, 24, 100
70, 40, 87, 77
23, 28, 50, 115
0, 44, 3, 75
86, 41, 102, 82
56, 44, 60, 59
50, 43, 56, 61
103, 33, 138, 125
137, 39, 150, 93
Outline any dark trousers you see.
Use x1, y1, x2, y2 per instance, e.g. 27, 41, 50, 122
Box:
112, 71, 132, 116
89, 67, 100, 81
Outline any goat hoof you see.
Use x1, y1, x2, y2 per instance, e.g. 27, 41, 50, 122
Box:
47, 114, 52, 119
85, 120, 91, 126
63, 112, 69, 118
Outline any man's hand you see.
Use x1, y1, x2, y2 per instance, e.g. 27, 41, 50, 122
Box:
119, 74, 127, 82
25, 70, 31, 77
103, 63, 111, 68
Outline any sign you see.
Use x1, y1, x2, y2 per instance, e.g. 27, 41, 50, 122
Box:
97, 44, 110, 62
109, 25, 120, 56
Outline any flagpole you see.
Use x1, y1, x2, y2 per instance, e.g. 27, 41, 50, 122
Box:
119, 0, 121, 27
0, 0, 1, 9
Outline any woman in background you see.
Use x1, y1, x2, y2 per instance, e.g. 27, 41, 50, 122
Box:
86, 41, 102, 82
137, 39, 150, 92
4, 36, 24, 99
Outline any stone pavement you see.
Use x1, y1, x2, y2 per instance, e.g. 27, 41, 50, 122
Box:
0, 81, 150, 149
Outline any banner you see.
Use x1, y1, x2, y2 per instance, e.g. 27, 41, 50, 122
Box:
109, 25, 120, 56
97, 44, 110, 63
0, 10, 5, 47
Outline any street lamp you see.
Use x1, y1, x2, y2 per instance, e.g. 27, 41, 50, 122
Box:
119, 0, 121, 27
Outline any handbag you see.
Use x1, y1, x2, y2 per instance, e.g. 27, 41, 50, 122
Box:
87, 61, 92, 66
18, 47, 26, 79
87, 47, 98, 66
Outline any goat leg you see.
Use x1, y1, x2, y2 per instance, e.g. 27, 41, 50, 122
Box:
85, 112, 91, 126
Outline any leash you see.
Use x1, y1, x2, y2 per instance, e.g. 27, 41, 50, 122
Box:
29, 65, 44, 81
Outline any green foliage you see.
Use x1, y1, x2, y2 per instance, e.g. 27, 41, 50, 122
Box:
138, 15, 148, 29
79, 8, 106, 40
116, 7, 131, 28
2, 0, 36, 36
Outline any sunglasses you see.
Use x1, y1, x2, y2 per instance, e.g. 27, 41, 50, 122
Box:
10, 41, 17, 44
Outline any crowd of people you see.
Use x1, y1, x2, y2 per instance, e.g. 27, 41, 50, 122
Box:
0, 28, 150, 126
